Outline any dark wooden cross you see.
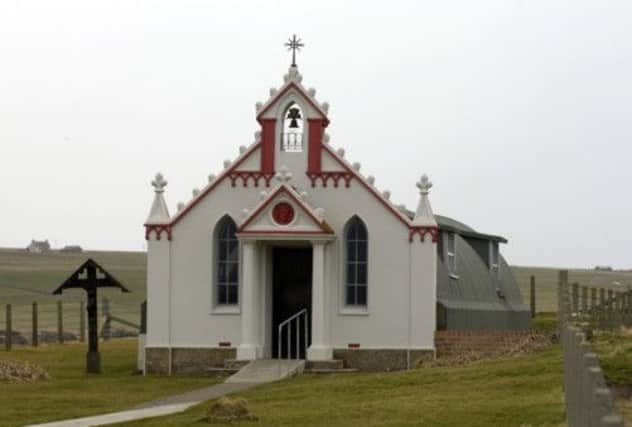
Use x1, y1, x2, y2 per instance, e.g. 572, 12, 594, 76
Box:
285, 34, 304, 67
53, 259, 130, 373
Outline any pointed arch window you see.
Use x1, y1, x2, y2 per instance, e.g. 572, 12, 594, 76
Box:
345, 217, 368, 306
281, 102, 304, 152
215, 216, 239, 305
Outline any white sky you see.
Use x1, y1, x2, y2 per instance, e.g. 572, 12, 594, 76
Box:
1, 1, 630, 268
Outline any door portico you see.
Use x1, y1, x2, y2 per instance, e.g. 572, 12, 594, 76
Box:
235, 236, 334, 361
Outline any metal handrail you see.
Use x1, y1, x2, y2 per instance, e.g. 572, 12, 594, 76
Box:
277, 308, 308, 360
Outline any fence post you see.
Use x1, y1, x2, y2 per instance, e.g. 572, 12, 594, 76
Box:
581, 286, 588, 313
102, 298, 111, 341
5, 304, 12, 351
572, 282, 579, 314
607, 290, 614, 330
591, 287, 597, 310
529, 276, 536, 318
80, 301, 86, 342
57, 300, 64, 344
32, 302, 38, 347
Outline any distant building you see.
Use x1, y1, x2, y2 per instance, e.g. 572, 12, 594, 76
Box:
595, 266, 613, 272
26, 239, 51, 253
59, 245, 83, 254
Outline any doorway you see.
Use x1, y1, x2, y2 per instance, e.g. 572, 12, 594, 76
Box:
272, 247, 312, 359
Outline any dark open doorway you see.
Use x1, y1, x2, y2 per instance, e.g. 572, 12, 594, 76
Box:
272, 247, 312, 359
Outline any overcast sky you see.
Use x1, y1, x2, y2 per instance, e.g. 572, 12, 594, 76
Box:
1, 1, 630, 268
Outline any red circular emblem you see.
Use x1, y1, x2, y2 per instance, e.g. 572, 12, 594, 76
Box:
272, 202, 295, 225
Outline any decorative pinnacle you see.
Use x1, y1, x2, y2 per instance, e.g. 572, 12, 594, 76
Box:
151, 173, 167, 193
275, 165, 292, 183
416, 174, 433, 195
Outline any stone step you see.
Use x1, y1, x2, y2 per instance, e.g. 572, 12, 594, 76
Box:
304, 368, 359, 374
224, 359, 250, 370
305, 359, 345, 370
225, 359, 305, 384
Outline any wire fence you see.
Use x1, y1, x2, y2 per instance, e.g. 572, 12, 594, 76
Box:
1, 298, 143, 349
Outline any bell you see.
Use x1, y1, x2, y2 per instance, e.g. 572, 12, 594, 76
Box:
287, 107, 301, 128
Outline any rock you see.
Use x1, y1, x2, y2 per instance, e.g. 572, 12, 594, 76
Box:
0, 359, 49, 383
207, 397, 257, 423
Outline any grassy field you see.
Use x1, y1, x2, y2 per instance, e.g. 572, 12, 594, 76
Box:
592, 331, 632, 423
513, 266, 632, 313
116, 347, 565, 427
0, 248, 146, 335
0, 340, 223, 427
2, 247, 632, 335
0, 338, 566, 427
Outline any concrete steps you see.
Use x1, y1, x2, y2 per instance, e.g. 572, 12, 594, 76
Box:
225, 359, 305, 384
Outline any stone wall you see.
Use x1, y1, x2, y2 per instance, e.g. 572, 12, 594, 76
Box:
333, 349, 434, 371
434, 330, 536, 357
144, 347, 236, 374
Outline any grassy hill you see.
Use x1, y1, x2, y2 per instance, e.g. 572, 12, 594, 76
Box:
1, 248, 631, 335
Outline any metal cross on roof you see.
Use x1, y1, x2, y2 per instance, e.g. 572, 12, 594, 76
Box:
285, 34, 304, 67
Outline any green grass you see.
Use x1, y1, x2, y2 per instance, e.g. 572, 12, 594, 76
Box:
0, 340, 222, 427
119, 347, 566, 427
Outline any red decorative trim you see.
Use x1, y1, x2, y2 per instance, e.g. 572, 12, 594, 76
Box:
260, 119, 276, 173
238, 185, 331, 234
348, 343, 361, 349
306, 172, 354, 188
228, 171, 275, 187
218, 341, 231, 347
144, 224, 172, 241
307, 118, 326, 174
169, 142, 262, 227
256, 82, 330, 126
272, 202, 295, 225
408, 226, 439, 243
321, 144, 411, 229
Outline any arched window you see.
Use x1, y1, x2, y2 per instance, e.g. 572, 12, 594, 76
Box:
345, 216, 368, 306
281, 102, 304, 152
215, 216, 239, 305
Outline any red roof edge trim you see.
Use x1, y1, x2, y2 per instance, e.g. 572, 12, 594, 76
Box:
256, 82, 330, 126
321, 144, 412, 229
169, 142, 262, 227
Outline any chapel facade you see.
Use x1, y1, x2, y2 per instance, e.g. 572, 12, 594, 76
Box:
142, 62, 529, 374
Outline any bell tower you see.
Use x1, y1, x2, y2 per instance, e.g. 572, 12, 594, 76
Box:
255, 36, 329, 177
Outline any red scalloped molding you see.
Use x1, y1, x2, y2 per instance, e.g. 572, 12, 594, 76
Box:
408, 226, 439, 243
145, 224, 172, 241
228, 171, 275, 188
306, 172, 354, 188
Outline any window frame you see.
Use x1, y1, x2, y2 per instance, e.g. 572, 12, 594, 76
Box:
342, 216, 369, 310
212, 216, 240, 312
446, 232, 459, 279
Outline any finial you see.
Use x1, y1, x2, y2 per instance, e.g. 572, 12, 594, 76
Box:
269, 88, 277, 97
239, 145, 247, 154
416, 174, 433, 195
285, 34, 304, 67
352, 162, 361, 171
275, 165, 292, 183
254, 130, 261, 140
208, 173, 216, 182
383, 190, 391, 200
223, 160, 231, 169
151, 173, 168, 193
192, 188, 200, 197
323, 133, 330, 144
255, 102, 263, 112
177, 202, 185, 211
308, 88, 316, 97
259, 191, 268, 201
336, 148, 345, 157
367, 176, 375, 185
315, 207, 325, 218
321, 102, 329, 114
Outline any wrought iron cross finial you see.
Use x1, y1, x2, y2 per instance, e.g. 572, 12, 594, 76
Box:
285, 34, 304, 67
